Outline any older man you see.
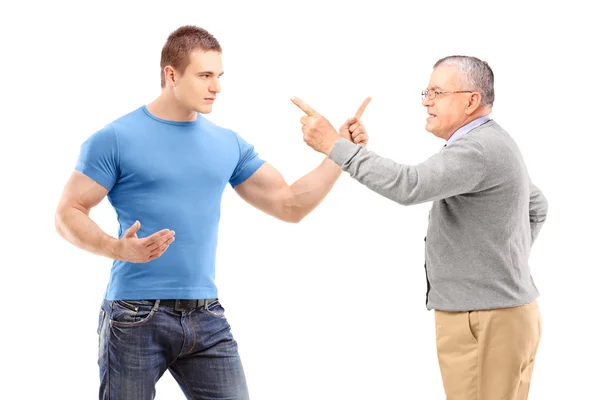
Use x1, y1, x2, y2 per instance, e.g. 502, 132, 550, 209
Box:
291, 55, 548, 400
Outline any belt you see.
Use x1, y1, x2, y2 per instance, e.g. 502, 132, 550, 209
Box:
159, 298, 218, 311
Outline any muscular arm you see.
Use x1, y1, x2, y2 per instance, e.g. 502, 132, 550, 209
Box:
55, 171, 119, 259
233, 158, 342, 223
233, 97, 371, 223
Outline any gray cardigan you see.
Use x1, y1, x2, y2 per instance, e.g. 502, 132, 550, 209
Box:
328, 120, 548, 311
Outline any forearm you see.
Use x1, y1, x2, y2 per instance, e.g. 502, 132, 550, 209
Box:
55, 206, 119, 259
287, 157, 342, 221
329, 140, 421, 205
328, 138, 485, 206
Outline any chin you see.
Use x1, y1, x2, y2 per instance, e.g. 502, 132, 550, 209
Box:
425, 121, 436, 133
196, 105, 213, 114
425, 123, 442, 138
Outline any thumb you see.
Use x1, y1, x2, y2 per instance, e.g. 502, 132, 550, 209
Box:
124, 220, 140, 238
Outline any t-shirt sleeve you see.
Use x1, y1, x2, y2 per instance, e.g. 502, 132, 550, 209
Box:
229, 131, 266, 188
75, 124, 120, 191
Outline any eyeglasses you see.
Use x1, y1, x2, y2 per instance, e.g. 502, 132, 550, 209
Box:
421, 89, 473, 100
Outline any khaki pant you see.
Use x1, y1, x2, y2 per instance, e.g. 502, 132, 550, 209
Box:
434, 300, 542, 400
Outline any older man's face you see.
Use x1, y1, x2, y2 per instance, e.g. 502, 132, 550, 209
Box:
422, 64, 473, 140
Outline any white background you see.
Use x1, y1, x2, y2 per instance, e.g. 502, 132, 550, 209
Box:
1, 0, 598, 398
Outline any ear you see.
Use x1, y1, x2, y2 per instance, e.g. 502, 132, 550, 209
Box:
465, 92, 482, 115
164, 65, 176, 87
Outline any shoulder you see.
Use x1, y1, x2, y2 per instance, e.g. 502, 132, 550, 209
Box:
199, 115, 259, 155
197, 114, 241, 143
467, 120, 522, 155
108, 106, 150, 134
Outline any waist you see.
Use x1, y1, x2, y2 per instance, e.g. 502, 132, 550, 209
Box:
116, 298, 218, 312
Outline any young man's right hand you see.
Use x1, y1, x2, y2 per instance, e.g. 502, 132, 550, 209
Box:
115, 221, 175, 263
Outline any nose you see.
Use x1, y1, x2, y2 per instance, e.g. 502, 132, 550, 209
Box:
210, 78, 221, 94
422, 96, 433, 107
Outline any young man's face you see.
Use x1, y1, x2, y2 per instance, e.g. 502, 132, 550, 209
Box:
172, 49, 223, 114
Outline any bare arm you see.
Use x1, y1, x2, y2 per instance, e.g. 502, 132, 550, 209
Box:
234, 97, 371, 223
233, 159, 342, 223
55, 171, 119, 258
55, 171, 174, 262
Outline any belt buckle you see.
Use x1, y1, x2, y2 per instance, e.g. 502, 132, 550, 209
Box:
174, 299, 196, 312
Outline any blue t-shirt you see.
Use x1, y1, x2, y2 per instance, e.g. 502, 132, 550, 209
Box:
75, 105, 266, 300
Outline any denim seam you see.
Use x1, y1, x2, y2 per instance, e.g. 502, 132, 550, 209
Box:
186, 311, 198, 355
106, 304, 111, 400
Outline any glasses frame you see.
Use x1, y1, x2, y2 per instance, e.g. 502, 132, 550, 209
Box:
421, 89, 474, 100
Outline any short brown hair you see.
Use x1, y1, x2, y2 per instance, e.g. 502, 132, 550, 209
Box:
160, 25, 222, 88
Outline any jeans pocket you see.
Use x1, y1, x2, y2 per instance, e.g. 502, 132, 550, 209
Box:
110, 300, 158, 327
205, 300, 226, 318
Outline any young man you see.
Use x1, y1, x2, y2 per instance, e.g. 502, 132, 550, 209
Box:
293, 55, 548, 400
55, 25, 370, 399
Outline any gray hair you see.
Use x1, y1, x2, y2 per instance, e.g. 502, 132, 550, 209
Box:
434, 55, 495, 107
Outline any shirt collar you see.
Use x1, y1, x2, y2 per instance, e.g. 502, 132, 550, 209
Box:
447, 115, 491, 144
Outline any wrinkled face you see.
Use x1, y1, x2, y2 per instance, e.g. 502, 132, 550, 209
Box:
168, 49, 223, 114
422, 64, 474, 140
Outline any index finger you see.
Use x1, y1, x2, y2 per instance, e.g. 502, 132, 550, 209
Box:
354, 96, 372, 119
143, 229, 174, 247
290, 96, 318, 116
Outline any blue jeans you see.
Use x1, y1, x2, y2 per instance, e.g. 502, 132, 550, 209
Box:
97, 298, 249, 399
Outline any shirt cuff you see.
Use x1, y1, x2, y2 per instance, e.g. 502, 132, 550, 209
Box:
328, 137, 361, 167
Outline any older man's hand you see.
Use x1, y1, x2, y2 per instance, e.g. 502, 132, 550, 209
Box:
291, 96, 371, 155
339, 97, 371, 146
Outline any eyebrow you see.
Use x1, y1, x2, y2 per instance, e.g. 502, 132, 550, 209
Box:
429, 85, 442, 91
198, 71, 224, 77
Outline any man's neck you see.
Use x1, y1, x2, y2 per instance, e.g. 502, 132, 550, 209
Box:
146, 93, 198, 122
445, 108, 492, 141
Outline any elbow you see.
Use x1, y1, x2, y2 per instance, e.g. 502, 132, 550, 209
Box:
282, 205, 304, 224
392, 194, 417, 207
542, 194, 549, 218
533, 193, 549, 222
283, 216, 303, 224
55, 209, 66, 237
280, 192, 305, 223
288, 212, 305, 224
55, 205, 72, 238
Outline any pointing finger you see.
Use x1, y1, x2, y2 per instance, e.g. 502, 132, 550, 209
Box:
291, 96, 318, 116
354, 96, 372, 119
